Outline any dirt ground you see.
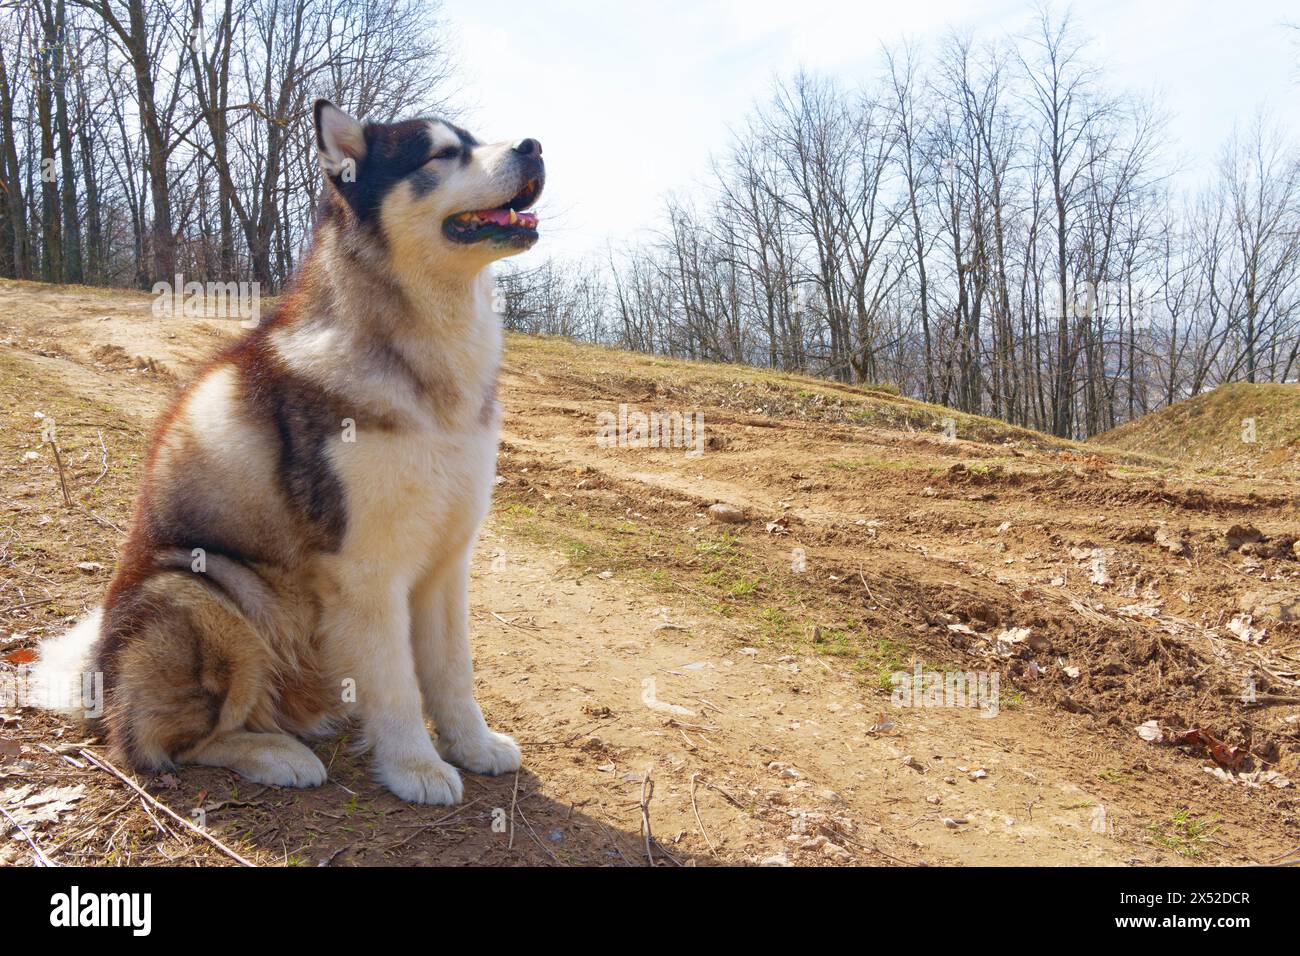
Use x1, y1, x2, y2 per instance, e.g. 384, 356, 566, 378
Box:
1, 278, 1298, 867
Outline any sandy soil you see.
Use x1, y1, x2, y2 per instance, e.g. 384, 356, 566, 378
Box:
1, 278, 1297, 867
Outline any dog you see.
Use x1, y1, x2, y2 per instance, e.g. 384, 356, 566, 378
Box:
30, 101, 544, 805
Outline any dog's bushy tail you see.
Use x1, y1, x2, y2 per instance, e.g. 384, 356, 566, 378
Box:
29, 608, 103, 718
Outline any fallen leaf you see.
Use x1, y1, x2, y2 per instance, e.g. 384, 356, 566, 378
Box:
1226, 614, 1266, 645
1204, 766, 1293, 789
0, 783, 86, 827
1168, 728, 1246, 771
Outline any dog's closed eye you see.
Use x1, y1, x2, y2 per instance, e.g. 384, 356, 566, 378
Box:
430, 145, 460, 161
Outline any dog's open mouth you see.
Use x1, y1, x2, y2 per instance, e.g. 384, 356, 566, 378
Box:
443, 177, 543, 247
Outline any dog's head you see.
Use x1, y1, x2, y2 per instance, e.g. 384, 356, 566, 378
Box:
313, 100, 544, 276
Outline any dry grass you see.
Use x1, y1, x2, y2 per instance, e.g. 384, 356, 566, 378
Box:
1093, 381, 1300, 476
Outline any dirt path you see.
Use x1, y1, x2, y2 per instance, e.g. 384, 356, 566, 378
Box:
1, 278, 1297, 866
468, 530, 1166, 866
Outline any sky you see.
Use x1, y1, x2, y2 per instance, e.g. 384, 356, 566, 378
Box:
441, 0, 1300, 262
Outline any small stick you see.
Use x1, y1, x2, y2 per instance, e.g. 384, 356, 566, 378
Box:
1230, 694, 1300, 707
79, 506, 124, 536
689, 773, 718, 858
515, 804, 562, 864
597, 819, 633, 866
487, 611, 543, 631
0, 805, 55, 866
703, 779, 747, 809
639, 765, 655, 866
38, 742, 86, 769
1264, 845, 1300, 866
387, 797, 484, 852
507, 769, 520, 851
79, 748, 255, 867
49, 436, 73, 507
91, 430, 109, 486
1, 597, 56, 614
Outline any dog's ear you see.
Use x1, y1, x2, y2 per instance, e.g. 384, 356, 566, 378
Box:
314, 99, 366, 181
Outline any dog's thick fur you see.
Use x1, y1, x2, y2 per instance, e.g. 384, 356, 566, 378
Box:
31, 102, 545, 804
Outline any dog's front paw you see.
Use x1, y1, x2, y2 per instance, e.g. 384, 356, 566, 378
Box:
438, 730, 521, 776
376, 753, 464, 805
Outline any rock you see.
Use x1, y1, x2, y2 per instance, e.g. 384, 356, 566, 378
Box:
1154, 526, 1189, 557
821, 841, 851, 860
76, 561, 104, 574
1239, 590, 1300, 623
759, 853, 792, 867
1225, 524, 1263, 551
707, 503, 747, 524
1136, 719, 1164, 742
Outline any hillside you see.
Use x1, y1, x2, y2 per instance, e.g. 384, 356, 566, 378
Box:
1094, 381, 1300, 476
0, 278, 1298, 867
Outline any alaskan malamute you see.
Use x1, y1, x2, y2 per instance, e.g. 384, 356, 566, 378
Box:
32, 101, 544, 804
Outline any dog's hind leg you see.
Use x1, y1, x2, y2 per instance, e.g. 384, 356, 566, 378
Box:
102, 570, 324, 789
182, 731, 325, 787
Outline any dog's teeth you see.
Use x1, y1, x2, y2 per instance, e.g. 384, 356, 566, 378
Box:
509, 209, 518, 226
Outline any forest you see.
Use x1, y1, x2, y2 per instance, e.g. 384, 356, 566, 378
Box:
1, 2, 1298, 437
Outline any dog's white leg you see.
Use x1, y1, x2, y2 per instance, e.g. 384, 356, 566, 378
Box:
412, 548, 521, 775
327, 580, 464, 804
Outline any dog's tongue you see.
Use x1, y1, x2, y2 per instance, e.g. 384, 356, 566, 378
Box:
475, 208, 538, 228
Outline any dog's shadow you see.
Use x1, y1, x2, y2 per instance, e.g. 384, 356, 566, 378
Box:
167, 743, 710, 867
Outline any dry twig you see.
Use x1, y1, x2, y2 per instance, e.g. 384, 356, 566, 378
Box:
79, 748, 255, 867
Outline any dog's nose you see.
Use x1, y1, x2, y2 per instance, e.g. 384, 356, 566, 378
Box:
514, 138, 542, 158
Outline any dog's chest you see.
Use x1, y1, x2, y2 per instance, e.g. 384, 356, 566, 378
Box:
331, 414, 497, 572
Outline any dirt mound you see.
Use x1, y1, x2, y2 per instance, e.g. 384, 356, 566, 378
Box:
1093, 381, 1300, 476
